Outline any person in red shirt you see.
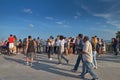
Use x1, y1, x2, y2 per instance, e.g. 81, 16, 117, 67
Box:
8, 34, 14, 54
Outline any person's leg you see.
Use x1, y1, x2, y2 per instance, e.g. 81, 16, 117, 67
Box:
65, 48, 68, 56
52, 46, 54, 55
73, 54, 82, 71
114, 47, 118, 55
9, 43, 12, 53
49, 47, 52, 60
56, 46, 59, 54
58, 52, 62, 64
25, 53, 30, 65
30, 52, 35, 66
92, 51, 97, 69
79, 61, 87, 78
86, 62, 98, 79
48, 47, 51, 59
61, 53, 69, 64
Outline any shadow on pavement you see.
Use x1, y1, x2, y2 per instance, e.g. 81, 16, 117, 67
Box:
4, 57, 89, 80
97, 55, 120, 63
3, 56, 25, 65
3, 56, 90, 80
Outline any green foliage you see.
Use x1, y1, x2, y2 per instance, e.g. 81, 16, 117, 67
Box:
116, 31, 120, 38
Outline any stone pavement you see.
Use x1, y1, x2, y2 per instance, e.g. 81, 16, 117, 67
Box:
0, 53, 120, 80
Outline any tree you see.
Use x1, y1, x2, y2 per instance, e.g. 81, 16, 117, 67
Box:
116, 31, 120, 38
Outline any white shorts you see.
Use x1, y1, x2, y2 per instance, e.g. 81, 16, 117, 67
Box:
9, 43, 14, 49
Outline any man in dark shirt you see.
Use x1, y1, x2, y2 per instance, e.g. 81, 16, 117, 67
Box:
71, 34, 83, 72
25, 36, 36, 66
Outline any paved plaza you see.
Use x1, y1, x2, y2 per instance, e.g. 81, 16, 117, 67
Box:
0, 53, 120, 80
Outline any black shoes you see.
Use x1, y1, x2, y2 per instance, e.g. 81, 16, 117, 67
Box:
71, 69, 77, 72
67, 60, 69, 64
78, 75, 85, 79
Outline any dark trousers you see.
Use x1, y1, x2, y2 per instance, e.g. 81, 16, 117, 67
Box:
74, 53, 83, 70
58, 52, 68, 64
48, 46, 53, 58
113, 47, 118, 55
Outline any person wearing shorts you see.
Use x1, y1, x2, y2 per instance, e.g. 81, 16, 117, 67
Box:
25, 36, 36, 66
8, 34, 14, 54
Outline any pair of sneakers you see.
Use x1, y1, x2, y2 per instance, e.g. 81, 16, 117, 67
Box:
26, 62, 33, 66
67, 60, 69, 64
49, 58, 52, 61
79, 75, 99, 80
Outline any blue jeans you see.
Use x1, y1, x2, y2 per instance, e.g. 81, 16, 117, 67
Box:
113, 46, 118, 55
81, 61, 98, 79
92, 51, 97, 67
73, 53, 83, 70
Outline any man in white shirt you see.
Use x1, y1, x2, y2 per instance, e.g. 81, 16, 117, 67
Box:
58, 35, 69, 64
80, 36, 98, 80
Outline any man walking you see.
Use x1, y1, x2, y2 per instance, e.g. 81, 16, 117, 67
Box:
58, 35, 69, 64
80, 36, 98, 80
71, 34, 83, 72
25, 36, 36, 66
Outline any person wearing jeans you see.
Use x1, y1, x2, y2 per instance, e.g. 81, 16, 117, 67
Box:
92, 51, 97, 69
91, 37, 98, 69
81, 61, 98, 80
80, 36, 98, 80
71, 34, 83, 72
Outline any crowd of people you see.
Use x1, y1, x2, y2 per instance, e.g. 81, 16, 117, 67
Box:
0, 34, 120, 80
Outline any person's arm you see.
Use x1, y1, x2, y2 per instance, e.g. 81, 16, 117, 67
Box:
81, 42, 89, 54
60, 41, 62, 54
25, 41, 28, 54
34, 41, 37, 53
34, 41, 37, 48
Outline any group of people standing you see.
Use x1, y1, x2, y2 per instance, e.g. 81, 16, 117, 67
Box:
5, 34, 99, 80
111, 36, 120, 56
2, 33, 120, 80
46, 34, 100, 80
71, 34, 99, 80
0, 34, 23, 55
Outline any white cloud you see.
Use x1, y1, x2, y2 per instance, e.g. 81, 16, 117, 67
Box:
56, 21, 63, 25
74, 16, 79, 19
63, 25, 72, 28
74, 12, 81, 19
103, 29, 116, 34
56, 21, 71, 28
94, 13, 111, 19
107, 20, 120, 28
45, 17, 54, 20
94, 13, 120, 28
29, 24, 34, 28
23, 9, 32, 14
90, 27, 116, 34
81, 5, 93, 14
81, 3, 120, 29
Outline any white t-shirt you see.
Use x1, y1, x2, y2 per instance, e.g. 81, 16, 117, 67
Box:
56, 40, 61, 46
48, 40, 55, 46
60, 39, 65, 53
82, 40, 93, 63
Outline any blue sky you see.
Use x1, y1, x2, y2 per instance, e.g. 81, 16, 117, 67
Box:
0, 0, 120, 40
